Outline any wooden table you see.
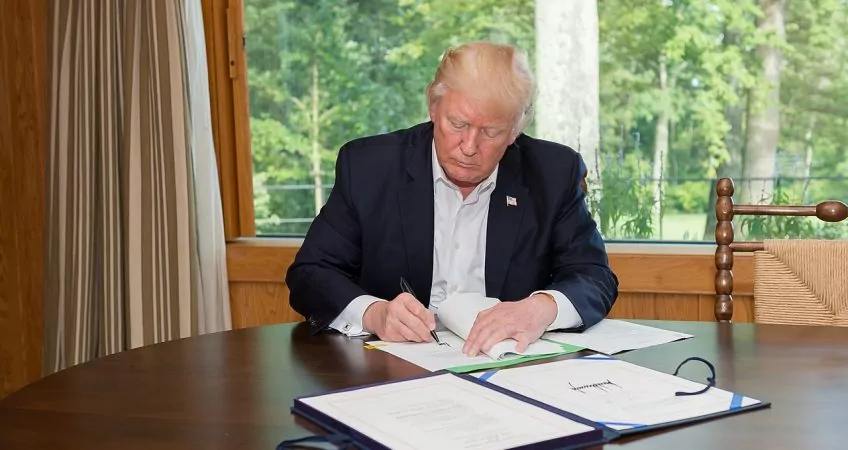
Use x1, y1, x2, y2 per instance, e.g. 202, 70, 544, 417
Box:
1, 320, 847, 449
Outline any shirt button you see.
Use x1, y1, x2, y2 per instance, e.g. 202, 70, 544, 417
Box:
343, 324, 351, 331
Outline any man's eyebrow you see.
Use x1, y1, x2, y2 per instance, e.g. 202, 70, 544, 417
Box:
484, 125, 509, 133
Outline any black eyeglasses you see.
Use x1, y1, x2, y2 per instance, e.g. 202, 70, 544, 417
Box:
672, 356, 716, 396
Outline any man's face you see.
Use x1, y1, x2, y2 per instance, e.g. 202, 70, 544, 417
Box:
429, 89, 517, 190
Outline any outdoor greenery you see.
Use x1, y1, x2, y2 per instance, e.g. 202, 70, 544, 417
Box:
244, 0, 848, 240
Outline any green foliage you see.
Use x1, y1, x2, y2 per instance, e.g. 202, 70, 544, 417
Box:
243, 0, 848, 239
740, 183, 848, 240
740, 187, 816, 239
598, 0, 761, 176
588, 152, 655, 239
665, 181, 711, 214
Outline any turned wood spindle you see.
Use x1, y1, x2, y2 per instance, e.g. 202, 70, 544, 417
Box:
817, 201, 848, 223
714, 178, 735, 322
712, 178, 848, 324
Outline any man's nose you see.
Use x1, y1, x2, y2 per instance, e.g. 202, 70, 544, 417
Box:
461, 129, 480, 155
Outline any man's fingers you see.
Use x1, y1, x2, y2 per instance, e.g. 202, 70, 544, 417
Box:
464, 311, 493, 355
480, 328, 510, 354
464, 321, 496, 356
463, 319, 482, 354
377, 322, 414, 342
383, 293, 431, 342
388, 301, 430, 341
392, 322, 421, 342
397, 310, 432, 342
514, 333, 531, 353
398, 294, 436, 330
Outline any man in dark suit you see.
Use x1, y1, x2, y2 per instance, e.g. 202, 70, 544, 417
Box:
286, 41, 618, 357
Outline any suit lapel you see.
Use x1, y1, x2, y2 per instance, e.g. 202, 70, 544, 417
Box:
485, 143, 527, 299
397, 124, 435, 305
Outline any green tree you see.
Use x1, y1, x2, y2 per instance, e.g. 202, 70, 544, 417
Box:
242, 0, 848, 240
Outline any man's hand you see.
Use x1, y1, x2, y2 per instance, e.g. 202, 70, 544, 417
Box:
362, 293, 436, 342
462, 293, 558, 357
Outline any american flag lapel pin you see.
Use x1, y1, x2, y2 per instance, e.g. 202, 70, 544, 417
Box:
506, 195, 517, 207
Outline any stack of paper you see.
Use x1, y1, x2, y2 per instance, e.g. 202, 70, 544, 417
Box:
366, 331, 581, 372
543, 319, 693, 355
366, 293, 583, 372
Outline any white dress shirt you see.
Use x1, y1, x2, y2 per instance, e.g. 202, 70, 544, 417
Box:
329, 143, 583, 336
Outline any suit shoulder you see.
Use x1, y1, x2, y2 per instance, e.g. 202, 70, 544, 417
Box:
340, 122, 429, 161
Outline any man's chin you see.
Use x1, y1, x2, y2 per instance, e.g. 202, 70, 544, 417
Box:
445, 168, 484, 187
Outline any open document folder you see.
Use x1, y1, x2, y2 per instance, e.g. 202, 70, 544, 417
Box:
284, 359, 769, 449
365, 293, 582, 372
474, 355, 769, 434
287, 372, 608, 450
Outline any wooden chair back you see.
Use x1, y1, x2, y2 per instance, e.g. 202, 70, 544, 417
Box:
713, 178, 848, 321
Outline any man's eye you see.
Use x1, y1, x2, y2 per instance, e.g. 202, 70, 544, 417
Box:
450, 121, 466, 130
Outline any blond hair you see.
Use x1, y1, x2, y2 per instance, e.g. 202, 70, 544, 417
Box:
426, 41, 535, 134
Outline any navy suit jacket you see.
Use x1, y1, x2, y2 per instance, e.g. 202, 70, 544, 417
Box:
286, 122, 618, 333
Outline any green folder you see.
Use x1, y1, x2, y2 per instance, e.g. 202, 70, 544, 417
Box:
445, 341, 585, 373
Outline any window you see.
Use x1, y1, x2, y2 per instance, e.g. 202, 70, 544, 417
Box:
242, 0, 848, 241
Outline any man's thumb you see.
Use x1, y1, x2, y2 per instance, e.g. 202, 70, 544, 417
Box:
515, 335, 530, 353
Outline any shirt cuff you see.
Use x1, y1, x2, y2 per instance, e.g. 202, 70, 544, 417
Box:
329, 295, 385, 337
532, 290, 583, 330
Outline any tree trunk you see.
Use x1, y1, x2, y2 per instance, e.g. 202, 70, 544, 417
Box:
534, 0, 601, 193
801, 116, 816, 200
651, 55, 669, 237
741, 0, 785, 205
704, 30, 746, 239
310, 60, 324, 215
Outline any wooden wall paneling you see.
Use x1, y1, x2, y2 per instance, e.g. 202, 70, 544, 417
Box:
224, 241, 760, 327
609, 253, 753, 296
654, 294, 702, 321
229, 282, 303, 329
733, 296, 755, 323
226, 238, 299, 282
224, 243, 757, 295
608, 293, 656, 320
0, 0, 48, 399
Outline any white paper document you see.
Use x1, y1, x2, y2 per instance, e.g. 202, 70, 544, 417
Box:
543, 319, 693, 355
478, 356, 763, 431
297, 373, 597, 450
437, 293, 567, 360
367, 330, 565, 372
366, 293, 570, 371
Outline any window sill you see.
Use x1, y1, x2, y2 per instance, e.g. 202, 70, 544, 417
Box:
225, 237, 753, 296
230, 237, 721, 254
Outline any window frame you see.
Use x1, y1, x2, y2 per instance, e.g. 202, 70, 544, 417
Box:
202, 0, 255, 239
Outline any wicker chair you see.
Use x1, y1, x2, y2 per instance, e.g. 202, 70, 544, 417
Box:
713, 178, 848, 324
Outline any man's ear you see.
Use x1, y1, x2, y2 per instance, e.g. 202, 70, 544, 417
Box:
580, 168, 588, 194
428, 102, 437, 123
506, 128, 519, 146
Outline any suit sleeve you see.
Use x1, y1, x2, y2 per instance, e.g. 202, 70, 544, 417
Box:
285, 145, 371, 332
544, 154, 619, 331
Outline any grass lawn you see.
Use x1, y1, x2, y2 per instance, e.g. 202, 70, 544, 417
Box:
660, 213, 709, 241
601, 213, 710, 241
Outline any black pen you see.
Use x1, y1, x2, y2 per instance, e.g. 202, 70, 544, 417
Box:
399, 277, 442, 345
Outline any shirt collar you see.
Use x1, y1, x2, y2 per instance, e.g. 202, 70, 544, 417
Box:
431, 140, 498, 193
